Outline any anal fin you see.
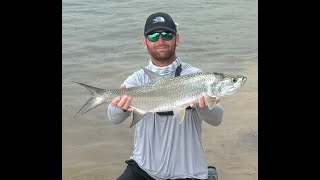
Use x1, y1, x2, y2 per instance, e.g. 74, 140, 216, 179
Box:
130, 106, 146, 128
173, 104, 189, 124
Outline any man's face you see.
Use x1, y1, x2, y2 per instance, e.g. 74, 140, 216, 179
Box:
143, 29, 179, 61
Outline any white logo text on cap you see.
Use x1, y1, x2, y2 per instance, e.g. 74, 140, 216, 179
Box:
153, 17, 165, 23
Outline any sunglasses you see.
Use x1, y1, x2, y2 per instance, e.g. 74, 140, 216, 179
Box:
147, 31, 174, 42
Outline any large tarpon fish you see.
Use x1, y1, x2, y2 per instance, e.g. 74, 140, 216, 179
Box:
73, 68, 247, 127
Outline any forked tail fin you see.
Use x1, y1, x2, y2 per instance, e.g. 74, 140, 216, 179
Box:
72, 81, 108, 118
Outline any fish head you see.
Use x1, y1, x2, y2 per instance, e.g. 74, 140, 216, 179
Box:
207, 72, 247, 97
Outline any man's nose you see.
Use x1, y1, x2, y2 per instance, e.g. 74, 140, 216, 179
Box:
157, 35, 165, 43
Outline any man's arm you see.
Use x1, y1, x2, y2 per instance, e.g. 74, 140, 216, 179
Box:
196, 104, 223, 126
107, 84, 133, 125
190, 95, 224, 126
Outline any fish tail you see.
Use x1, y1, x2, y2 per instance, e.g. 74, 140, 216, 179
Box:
72, 81, 110, 118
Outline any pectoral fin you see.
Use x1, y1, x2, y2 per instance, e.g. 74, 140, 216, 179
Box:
130, 106, 146, 128
203, 94, 217, 110
173, 104, 189, 124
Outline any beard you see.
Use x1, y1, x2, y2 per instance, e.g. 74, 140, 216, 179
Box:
146, 40, 176, 61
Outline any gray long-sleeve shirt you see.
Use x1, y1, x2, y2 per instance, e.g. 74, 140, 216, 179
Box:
107, 58, 223, 179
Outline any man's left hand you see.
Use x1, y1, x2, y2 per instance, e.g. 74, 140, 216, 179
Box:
189, 95, 220, 109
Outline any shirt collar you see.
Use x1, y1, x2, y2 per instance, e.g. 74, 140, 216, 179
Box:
147, 58, 181, 76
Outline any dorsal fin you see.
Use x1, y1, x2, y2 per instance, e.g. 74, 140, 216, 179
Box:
141, 67, 165, 82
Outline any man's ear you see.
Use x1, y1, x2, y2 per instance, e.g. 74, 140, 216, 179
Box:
142, 36, 147, 49
175, 33, 180, 47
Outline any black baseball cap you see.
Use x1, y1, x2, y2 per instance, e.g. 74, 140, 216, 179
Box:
144, 12, 177, 36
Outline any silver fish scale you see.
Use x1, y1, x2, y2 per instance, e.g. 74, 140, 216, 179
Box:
104, 73, 215, 112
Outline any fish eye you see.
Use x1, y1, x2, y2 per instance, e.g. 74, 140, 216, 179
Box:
232, 78, 237, 83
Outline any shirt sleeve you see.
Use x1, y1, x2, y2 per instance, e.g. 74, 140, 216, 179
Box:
107, 103, 132, 125
195, 104, 224, 126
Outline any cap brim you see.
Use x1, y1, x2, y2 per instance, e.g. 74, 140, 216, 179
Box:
144, 26, 177, 36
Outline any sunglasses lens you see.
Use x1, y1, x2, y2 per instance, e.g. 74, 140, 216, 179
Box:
147, 33, 160, 42
147, 31, 174, 42
161, 32, 173, 41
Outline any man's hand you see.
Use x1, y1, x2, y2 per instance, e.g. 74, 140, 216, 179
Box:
111, 84, 133, 111
189, 95, 220, 109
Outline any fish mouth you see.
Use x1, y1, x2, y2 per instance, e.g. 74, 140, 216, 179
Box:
242, 77, 247, 84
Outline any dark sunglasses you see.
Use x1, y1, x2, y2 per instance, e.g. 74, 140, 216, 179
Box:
147, 31, 174, 42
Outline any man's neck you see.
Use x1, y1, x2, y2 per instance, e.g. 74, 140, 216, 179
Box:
151, 57, 176, 67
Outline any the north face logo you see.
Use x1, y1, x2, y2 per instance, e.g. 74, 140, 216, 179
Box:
153, 16, 165, 23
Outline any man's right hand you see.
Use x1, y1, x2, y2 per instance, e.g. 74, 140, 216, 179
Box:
111, 84, 133, 111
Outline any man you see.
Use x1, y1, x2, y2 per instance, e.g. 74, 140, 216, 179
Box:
107, 12, 223, 180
